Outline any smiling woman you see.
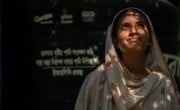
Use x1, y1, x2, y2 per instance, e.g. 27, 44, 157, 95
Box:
112, 9, 151, 81
113, 10, 150, 61
74, 7, 180, 110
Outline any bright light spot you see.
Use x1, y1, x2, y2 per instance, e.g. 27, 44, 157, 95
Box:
93, 57, 99, 64
153, 101, 158, 108
166, 79, 171, 87
167, 94, 171, 101
106, 94, 112, 100
116, 86, 121, 96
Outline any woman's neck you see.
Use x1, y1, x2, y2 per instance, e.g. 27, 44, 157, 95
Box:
122, 53, 148, 80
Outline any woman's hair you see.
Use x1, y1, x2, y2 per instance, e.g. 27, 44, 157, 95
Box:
111, 8, 151, 58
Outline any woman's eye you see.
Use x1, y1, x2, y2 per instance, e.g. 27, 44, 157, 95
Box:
137, 23, 145, 28
120, 24, 130, 30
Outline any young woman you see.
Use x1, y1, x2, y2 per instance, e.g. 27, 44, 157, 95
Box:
74, 7, 180, 110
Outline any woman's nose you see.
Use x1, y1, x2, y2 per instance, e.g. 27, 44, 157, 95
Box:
130, 26, 137, 33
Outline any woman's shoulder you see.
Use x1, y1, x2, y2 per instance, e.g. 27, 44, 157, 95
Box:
151, 70, 176, 86
82, 64, 106, 87
151, 70, 169, 78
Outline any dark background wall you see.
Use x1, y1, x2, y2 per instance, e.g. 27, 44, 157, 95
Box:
2, 0, 180, 110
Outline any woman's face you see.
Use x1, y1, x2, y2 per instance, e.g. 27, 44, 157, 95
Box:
116, 11, 150, 54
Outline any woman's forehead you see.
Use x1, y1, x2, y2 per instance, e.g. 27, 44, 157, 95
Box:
119, 11, 147, 23
124, 11, 141, 17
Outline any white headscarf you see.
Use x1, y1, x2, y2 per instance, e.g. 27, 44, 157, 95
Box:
105, 7, 177, 89
74, 7, 180, 110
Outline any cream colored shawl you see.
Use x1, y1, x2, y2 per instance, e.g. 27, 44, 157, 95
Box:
74, 7, 180, 110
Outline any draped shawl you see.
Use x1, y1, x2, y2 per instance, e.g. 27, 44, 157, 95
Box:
74, 7, 180, 110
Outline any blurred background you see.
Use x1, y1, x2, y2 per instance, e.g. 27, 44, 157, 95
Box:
2, 0, 180, 110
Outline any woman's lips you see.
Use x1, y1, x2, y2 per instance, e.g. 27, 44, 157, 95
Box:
128, 38, 140, 42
